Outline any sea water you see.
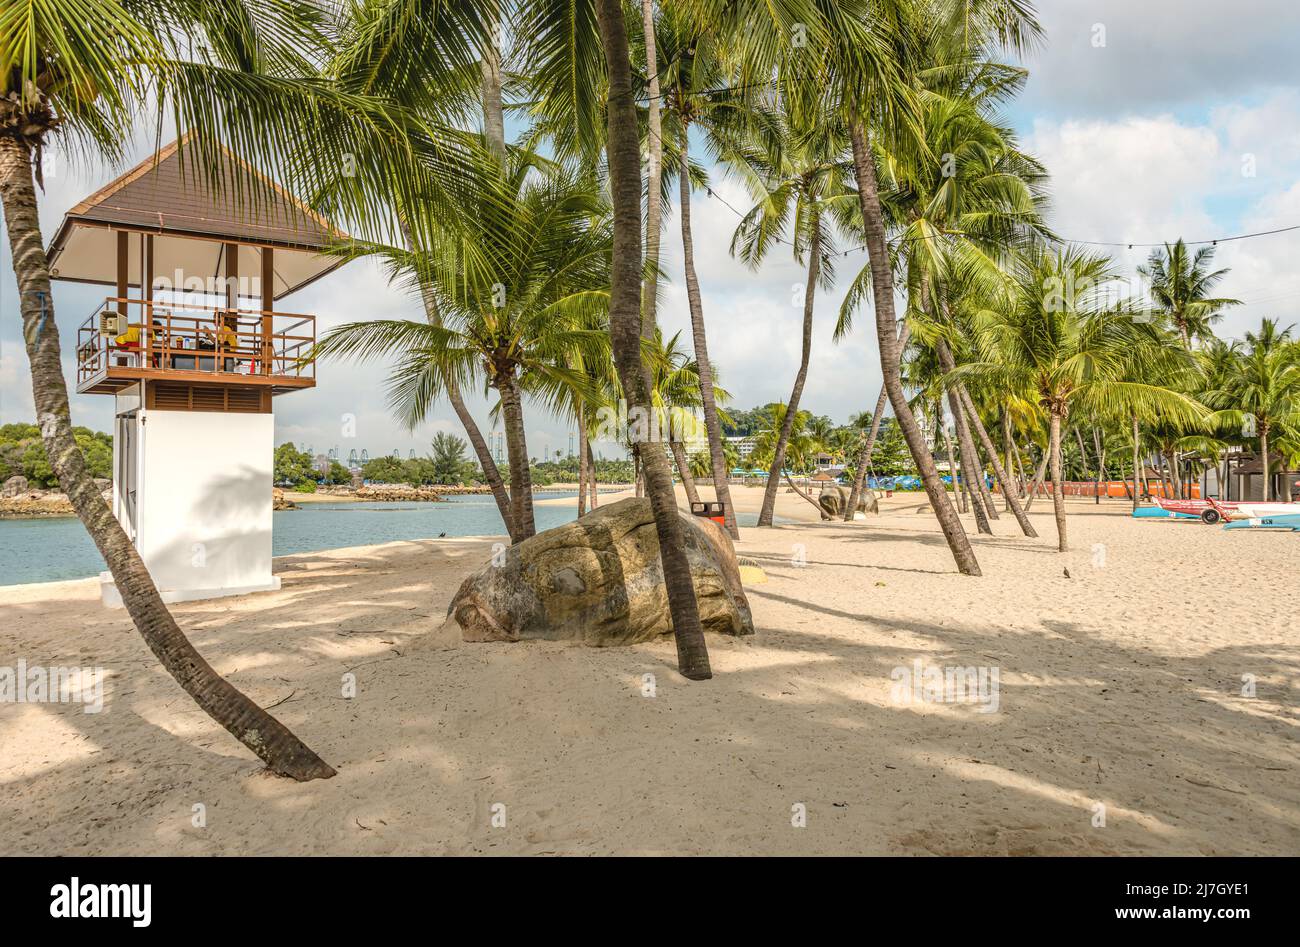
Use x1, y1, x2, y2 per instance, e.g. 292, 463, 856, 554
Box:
0, 494, 778, 586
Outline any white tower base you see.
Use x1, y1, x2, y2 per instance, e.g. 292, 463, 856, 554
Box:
106, 386, 279, 608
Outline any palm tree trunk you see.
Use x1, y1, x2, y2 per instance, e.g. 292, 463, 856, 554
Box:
957, 385, 1036, 537
849, 120, 979, 574
480, 21, 507, 160
595, 0, 711, 679
845, 322, 910, 521
670, 440, 700, 507
586, 440, 600, 509
1073, 426, 1090, 490
939, 416, 964, 512
496, 373, 536, 541
948, 383, 990, 532
785, 472, 828, 517
1131, 415, 1142, 512
678, 124, 738, 539
577, 423, 589, 516
1049, 410, 1068, 552
759, 215, 820, 527
934, 338, 997, 527
1093, 427, 1107, 504
1011, 434, 1028, 496
0, 134, 334, 781
640, 0, 663, 335
1260, 427, 1271, 501
1023, 450, 1049, 511
399, 220, 515, 541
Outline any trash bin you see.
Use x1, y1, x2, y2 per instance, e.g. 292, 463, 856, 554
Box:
691, 501, 727, 527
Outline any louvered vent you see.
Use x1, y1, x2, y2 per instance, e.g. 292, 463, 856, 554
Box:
190, 386, 226, 411
147, 383, 268, 413
226, 388, 265, 413
151, 383, 192, 410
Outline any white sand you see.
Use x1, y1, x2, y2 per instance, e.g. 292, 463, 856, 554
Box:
1, 485, 1296, 855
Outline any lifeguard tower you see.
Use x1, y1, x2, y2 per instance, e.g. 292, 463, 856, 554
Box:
47, 135, 347, 606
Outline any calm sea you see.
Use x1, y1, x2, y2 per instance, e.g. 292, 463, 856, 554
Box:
0, 494, 777, 586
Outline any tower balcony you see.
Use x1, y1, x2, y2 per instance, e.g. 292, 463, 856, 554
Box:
76, 297, 316, 399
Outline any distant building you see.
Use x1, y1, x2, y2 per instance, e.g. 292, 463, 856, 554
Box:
726, 435, 757, 460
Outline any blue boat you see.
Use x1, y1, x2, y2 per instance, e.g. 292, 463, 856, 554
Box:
1223, 513, 1300, 531
1131, 506, 1198, 520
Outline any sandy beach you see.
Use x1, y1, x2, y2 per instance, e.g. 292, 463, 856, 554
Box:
1, 486, 1295, 856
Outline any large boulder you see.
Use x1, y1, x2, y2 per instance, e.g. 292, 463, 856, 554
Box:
2, 475, 28, 498
445, 497, 755, 646
818, 485, 878, 519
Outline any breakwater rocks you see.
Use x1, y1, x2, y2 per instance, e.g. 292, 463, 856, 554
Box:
0, 476, 112, 518
351, 484, 446, 502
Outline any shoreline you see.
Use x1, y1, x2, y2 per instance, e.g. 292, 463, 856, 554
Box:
0, 481, 637, 517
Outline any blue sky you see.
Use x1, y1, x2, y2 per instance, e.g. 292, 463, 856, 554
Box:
3, 0, 1299, 460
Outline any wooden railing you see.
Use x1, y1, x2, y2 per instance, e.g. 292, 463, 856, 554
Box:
77, 297, 315, 386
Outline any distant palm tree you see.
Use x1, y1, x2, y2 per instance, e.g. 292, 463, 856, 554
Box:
656, 11, 752, 539
730, 96, 853, 527
318, 157, 611, 543
963, 247, 1206, 550
751, 403, 828, 515
1139, 240, 1242, 349
644, 328, 721, 508
1204, 319, 1300, 501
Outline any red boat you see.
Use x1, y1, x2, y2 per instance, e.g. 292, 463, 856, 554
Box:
1153, 497, 1243, 524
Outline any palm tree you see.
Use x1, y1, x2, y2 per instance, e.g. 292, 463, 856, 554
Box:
329, 1, 519, 537
639, 0, 665, 335
963, 247, 1207, 550
645, 328, 716, 508
1139, 239, 1242, 348
0, 0, 476, 779
1204, 319, 1300, 501
593, 0, 711, 680
751, 403, 830, 516
317, 156, 611, 543
655, 10, 757, 539
830, 0, 1012, 575
730, 101, 853, 526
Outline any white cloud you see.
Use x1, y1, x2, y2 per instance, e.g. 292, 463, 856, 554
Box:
1023, 101, 1300, 340
1017, 0, 1300, 115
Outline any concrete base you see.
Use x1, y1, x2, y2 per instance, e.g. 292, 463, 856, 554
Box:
99, 571, 281, 609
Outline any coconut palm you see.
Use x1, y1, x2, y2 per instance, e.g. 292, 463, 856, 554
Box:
317, 156, 611, 542
0, 0, 485, 780
591, 0, 712, 679
654, 9, 768, 540
751, 403, 830, 515
830, 0, 1032, 575
327, 0, 520, 539
730, 100, 854, 526
1204, 319, 1300, 501
644, 328, 718, 508
962, 247, 1208, 550
1138, 239, 1242, 349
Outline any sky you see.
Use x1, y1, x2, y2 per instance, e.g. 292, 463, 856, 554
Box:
3, 0, 1299, 462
